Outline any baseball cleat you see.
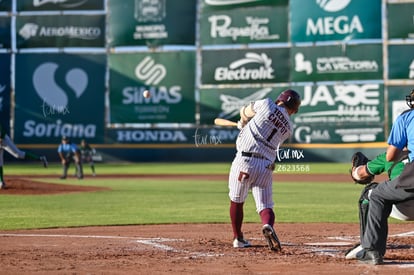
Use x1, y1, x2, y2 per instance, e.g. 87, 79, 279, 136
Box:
345, 243, 363, 260
40, 156, 48, 168
0, 181, 6, 190
356, 249, 383, 265
262, 224, 282, 252
233, 237, 251, 248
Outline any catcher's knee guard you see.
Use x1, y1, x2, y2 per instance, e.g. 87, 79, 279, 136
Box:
358, 182, 378, 238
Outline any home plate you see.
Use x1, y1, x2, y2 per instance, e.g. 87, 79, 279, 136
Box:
304, 242, 352, 246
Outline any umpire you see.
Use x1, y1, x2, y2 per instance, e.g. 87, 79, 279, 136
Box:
355, 89, 414, 265
57, 136, 83, 180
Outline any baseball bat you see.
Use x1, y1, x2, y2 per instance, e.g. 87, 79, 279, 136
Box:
214, 118, 238, 127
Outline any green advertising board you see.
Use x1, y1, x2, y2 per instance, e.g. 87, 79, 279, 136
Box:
290, 0, 381, 42
17, 0, 104, 11
291, 43, 383, 82
108, 0, 196, 47
199, 86, 286, 124
14, 53, 106, 144
201, 47, 290, 84
291, 83, 385, 143
0, 16, 10, 48
0, 0, 11, 11
388, 2, 414, 39
388, 45, 414, 80
0, 53, 11, 133
16, 15, 106, 48
200, 0, 288, 45
109, 51, 196, 124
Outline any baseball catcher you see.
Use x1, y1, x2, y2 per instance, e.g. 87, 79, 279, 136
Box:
345, 149, 414, 260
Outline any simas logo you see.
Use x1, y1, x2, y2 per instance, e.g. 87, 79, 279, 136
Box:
33, 0, 88, 8
215, 52, 274, 81
18, 23, 101, 40
219, 88, 271, 118
208, 15, 279, 41
135, 56, 166, 85
135, 0, 166, 22
308, 0, 363, 36
33, 62, 88, 115
316, 0, 351, 12
294, 52, 378, 75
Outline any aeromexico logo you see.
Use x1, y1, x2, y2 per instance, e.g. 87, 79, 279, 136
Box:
19, 23, 102, 40
32, 62, 88, 115
33, 0, 88, 8
19, 23, 101, 40
214, 52, 274, 81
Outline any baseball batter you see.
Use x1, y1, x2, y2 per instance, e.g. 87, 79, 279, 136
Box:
228, 89, 301, 251
353, 89, 414, 265
0, 123, 48, 189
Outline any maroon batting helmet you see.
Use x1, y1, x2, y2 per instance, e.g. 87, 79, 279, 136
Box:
276, 89, 301, 114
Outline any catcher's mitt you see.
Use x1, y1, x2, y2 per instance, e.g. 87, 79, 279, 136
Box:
350, 152, 374, 184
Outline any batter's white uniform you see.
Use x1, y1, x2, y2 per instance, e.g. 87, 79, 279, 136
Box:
228, 98, 293, 213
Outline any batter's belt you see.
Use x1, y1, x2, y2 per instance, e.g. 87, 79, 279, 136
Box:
241, 151, 266, 159
241, 151, 275, 170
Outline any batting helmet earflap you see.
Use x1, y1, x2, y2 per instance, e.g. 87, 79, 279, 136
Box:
406, 89, 414, 109
276, 89, 301, 114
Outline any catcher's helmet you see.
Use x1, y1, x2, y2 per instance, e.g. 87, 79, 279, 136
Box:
406, 89, 414, 109
276, 89, 301, 114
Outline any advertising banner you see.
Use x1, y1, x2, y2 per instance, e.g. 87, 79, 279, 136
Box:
108, 0, 196, 47
388, 44, 414, 80
199, 86, 286, 124
16, 14, 105, 48
291, 43, 383, 82
109, 51, 196, 124
14, 53, 106, 144
0, 0, 11, 11
387, 2, 414, 39
17, 0, 104, 11
200, 0, 288, 45
106, 126, 240, 146
0, 53, 10, 134
290, 0, 381, 42
291, 83, 385, 143
201, 47, 290, 84
0, 16, 10, 48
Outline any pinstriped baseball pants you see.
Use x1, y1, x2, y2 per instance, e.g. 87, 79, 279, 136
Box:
228, 154, 275, 213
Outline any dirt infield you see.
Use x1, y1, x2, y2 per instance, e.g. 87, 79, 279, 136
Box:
0, 174, 413, 274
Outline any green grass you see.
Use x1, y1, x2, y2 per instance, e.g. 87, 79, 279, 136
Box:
0, 162, 389, 230
4, 162, 349, 175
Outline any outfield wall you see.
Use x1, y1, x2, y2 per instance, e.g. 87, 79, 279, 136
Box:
1, 1, 413, 162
